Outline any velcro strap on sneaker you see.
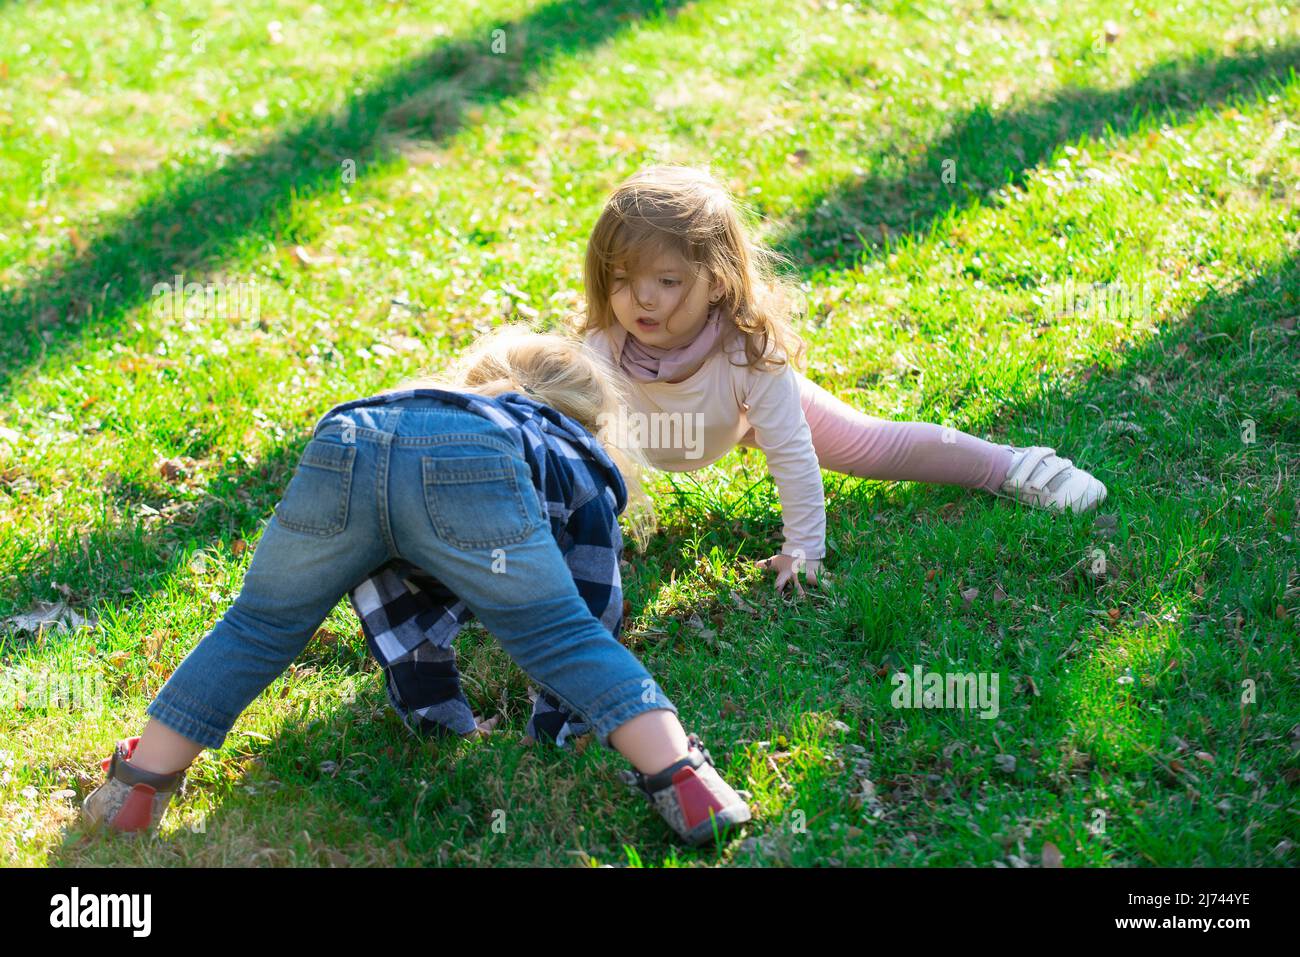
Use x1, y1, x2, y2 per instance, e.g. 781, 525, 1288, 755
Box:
1028, 457, 1072, 492
631, 747, 707, 796
1041, 458, 1076, 493
109, 750, 186, 791
1008, 447, 1054, 488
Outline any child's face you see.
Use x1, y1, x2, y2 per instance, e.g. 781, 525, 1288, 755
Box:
609, 251, 717, 349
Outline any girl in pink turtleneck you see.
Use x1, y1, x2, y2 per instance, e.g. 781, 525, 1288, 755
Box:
572, 165, 1107, 594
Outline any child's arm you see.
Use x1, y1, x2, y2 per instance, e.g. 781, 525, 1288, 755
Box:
525, 485, 625, 744
557, 487, 626, 638
737, 361, 826, 594
350, 562, 483, 738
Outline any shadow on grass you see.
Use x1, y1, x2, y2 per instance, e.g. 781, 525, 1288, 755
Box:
0, 0, 686, 622
0, 0, 687, 398
772, 41, 1300, 272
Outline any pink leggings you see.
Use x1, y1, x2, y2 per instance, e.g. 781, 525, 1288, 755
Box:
740, 375, 1015, 493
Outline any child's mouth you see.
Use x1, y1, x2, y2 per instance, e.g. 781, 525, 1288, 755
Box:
636, 317, 660, 330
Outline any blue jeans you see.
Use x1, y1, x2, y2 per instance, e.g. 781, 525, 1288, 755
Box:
145, 396, 675, 750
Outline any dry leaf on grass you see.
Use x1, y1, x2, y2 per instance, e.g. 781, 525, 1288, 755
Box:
3, 601, 97, 637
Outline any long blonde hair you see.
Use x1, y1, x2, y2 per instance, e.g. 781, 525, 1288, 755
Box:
573, 164, 806, 372
398, 325, 654, 546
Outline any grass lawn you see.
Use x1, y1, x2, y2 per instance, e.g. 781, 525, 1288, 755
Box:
0, 0, 1297, 866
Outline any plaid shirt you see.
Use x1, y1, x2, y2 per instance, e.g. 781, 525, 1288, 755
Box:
317, 387, 627, 746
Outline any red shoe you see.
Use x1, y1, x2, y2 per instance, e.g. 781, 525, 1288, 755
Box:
620, 734, 751, 846
82, 737, 188, 834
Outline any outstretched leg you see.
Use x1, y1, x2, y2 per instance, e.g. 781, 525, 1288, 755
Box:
133, 430, 389, 770
741, 373, 1016, 492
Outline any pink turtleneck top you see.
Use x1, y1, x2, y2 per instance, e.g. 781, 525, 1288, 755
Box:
586, 315, 826, 560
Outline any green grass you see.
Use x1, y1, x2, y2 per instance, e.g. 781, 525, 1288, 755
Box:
1, 0, 1297, 866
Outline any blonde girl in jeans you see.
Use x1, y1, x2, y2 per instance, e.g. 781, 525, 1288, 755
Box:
82, 329, 750, 847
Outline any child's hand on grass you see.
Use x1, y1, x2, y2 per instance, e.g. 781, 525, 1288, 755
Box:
756, 552, 822, 596
464, 714, 502, 740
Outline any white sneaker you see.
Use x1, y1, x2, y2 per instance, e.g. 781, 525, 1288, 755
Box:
993, 445, 1107, 514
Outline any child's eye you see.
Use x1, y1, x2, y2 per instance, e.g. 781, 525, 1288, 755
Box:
661, 278, 680, 287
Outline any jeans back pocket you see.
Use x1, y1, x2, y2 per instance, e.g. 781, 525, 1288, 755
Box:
275, 438, 357, 536
421, 452, 542, 550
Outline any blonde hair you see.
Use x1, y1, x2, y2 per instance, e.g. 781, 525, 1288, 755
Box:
573, 164, 806, 373
398, 325, 655, 547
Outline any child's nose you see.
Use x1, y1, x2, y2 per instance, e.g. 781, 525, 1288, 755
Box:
633, 280, 657, 309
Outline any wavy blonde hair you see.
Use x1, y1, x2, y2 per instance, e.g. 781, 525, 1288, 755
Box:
573, 164, 806, 372
398, 325, 655, 547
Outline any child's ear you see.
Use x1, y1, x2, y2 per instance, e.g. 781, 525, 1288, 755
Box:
707, 273, 723, 303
